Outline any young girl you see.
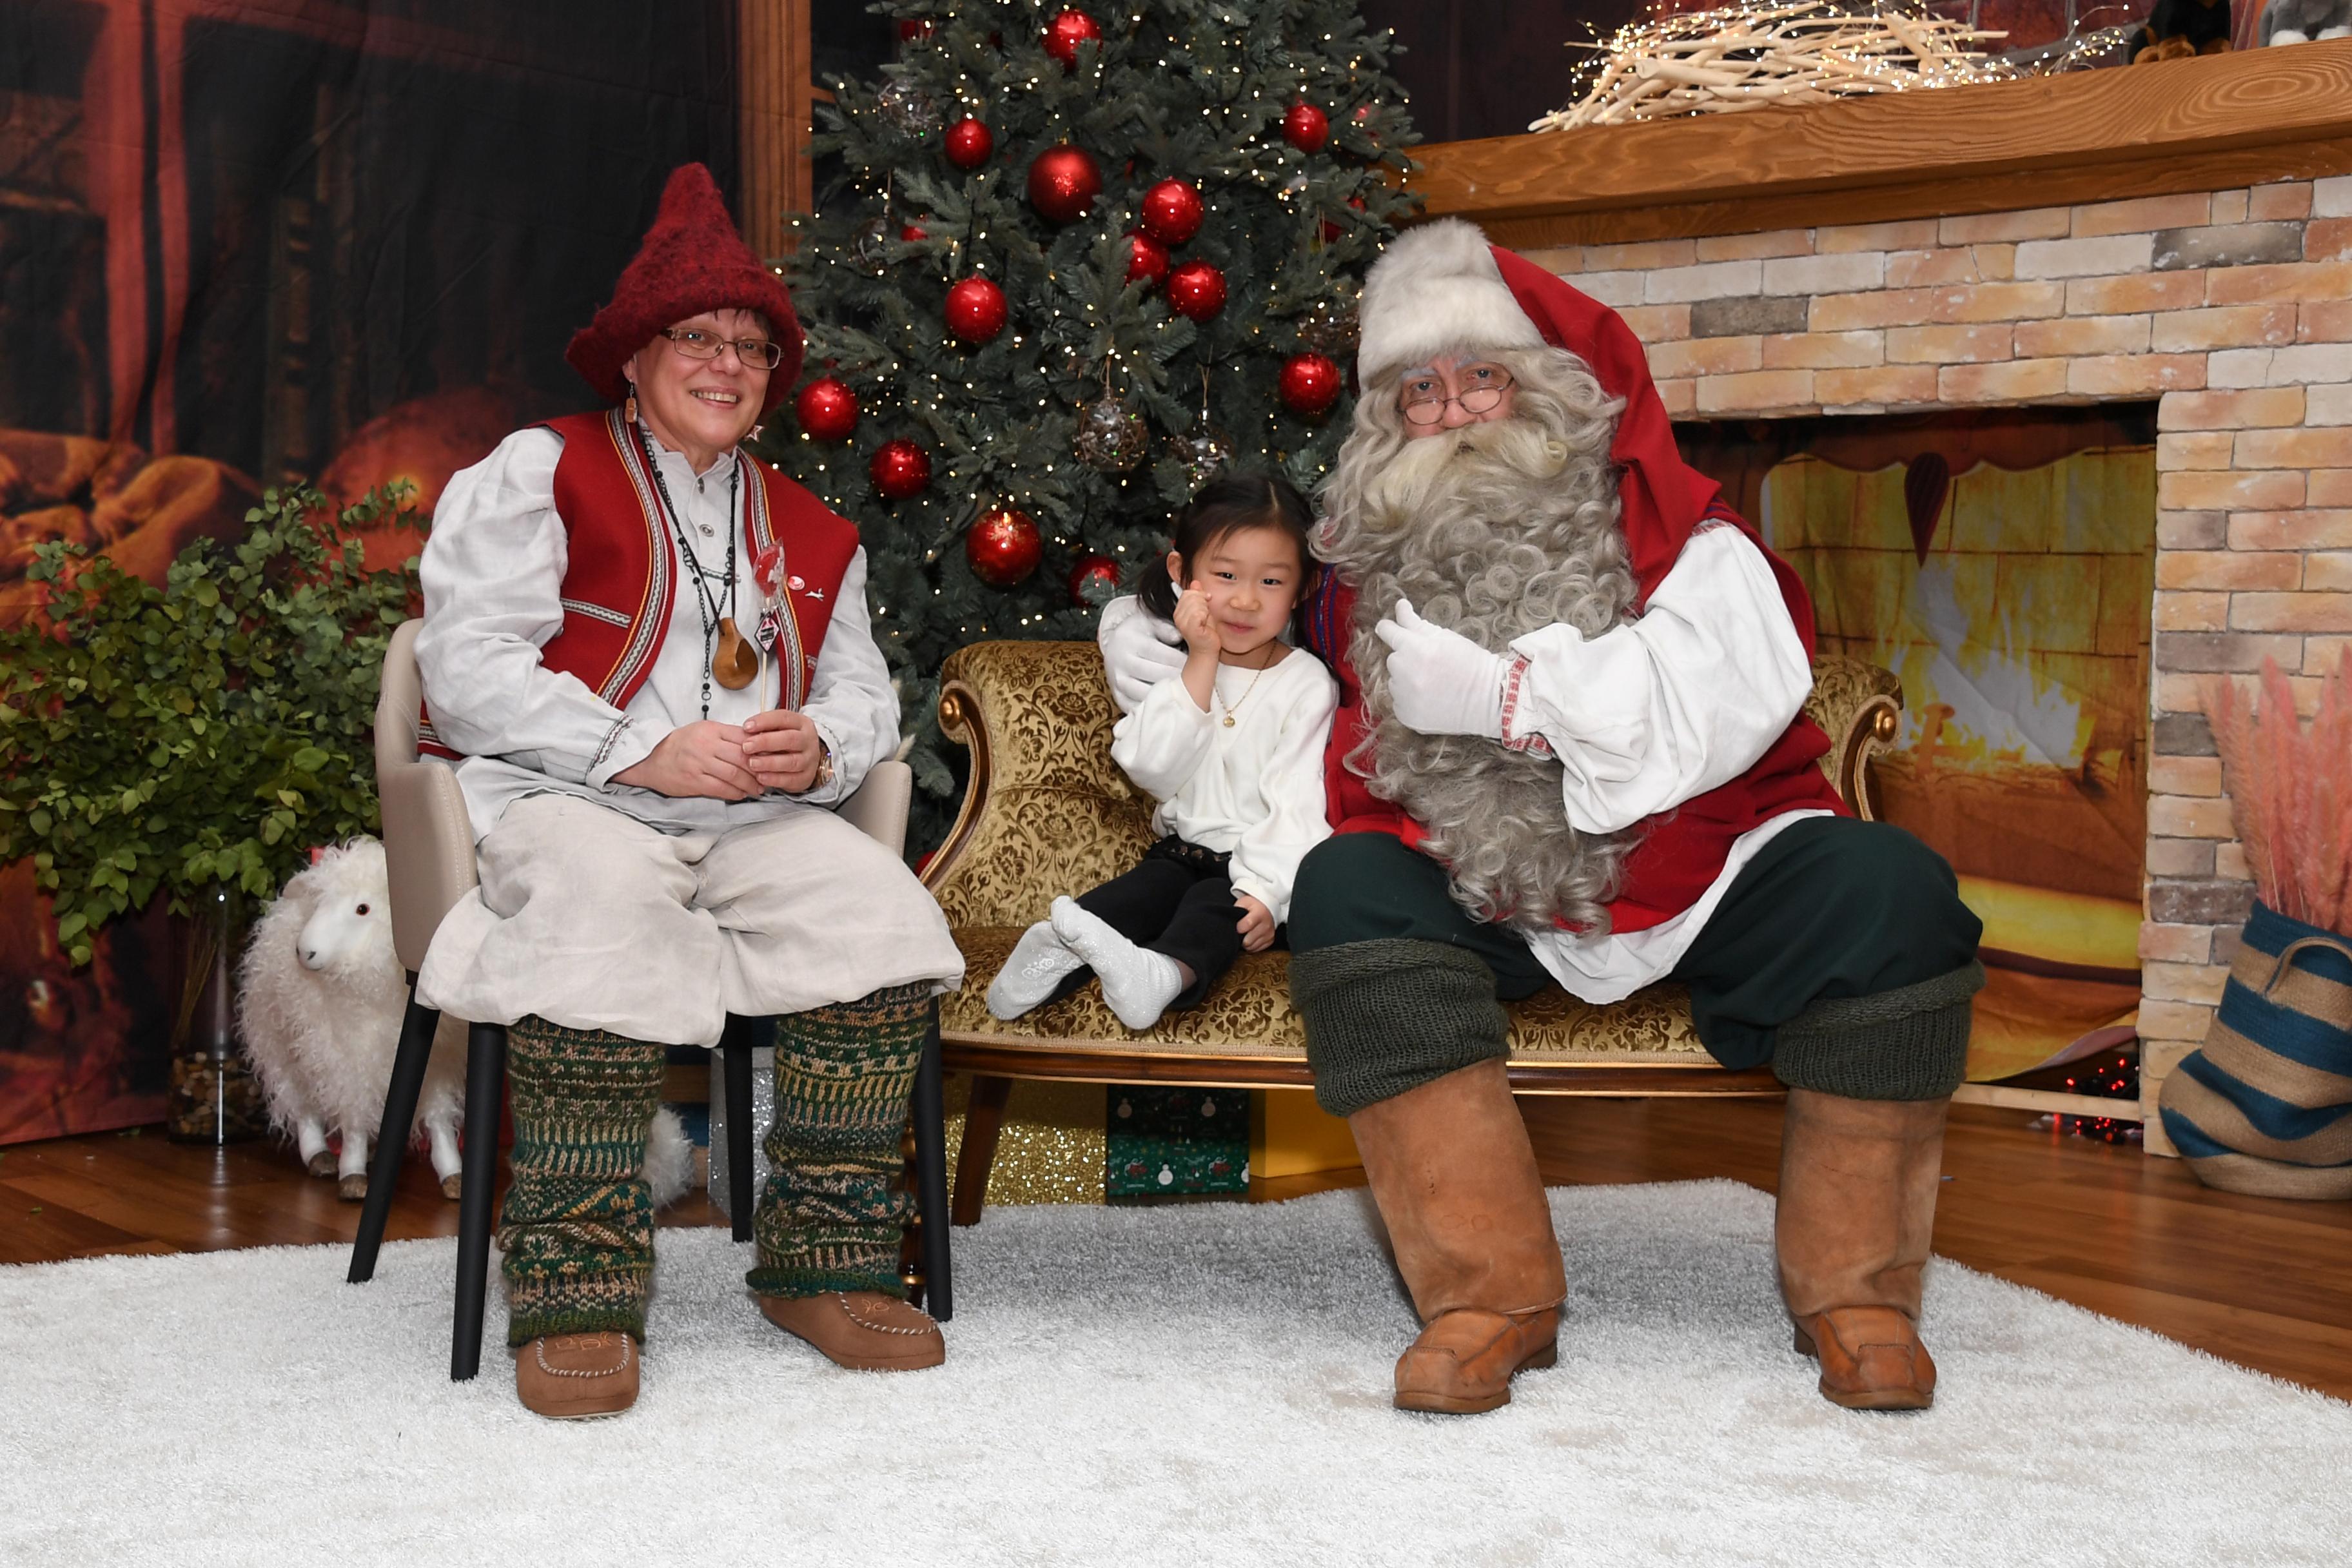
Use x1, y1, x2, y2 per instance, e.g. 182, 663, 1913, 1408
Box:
986, 471, 1338, 1031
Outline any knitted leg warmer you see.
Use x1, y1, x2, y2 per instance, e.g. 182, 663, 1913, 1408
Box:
1772, 961, 1986, 1102
749, 982, 932, 1299
498, 1014, 665, 1345
1290, 938, 1509, 1119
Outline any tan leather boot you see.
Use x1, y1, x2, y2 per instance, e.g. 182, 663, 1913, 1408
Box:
514, 1331, 639, 1419
1775, 1087, 1949, 1411
1348, 1058, 1566, 1415
759, 1291, 945, 1370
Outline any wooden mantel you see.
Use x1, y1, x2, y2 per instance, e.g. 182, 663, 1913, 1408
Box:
1412, 41, 2352, 248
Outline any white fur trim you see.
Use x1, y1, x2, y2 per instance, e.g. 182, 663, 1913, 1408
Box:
1357, 218, 1544, 385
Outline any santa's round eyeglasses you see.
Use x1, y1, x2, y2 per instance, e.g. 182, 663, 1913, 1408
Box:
659, 327, 785, 369
1400, 368, 1515, 426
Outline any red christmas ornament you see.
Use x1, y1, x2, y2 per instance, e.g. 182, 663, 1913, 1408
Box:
897, 18, 935, 41
1042, 7, 1102, 70
1068, 553, 1122, 604
1026, 144, 1102, 224
945, 117, 994, 169
967, 507, 1043, 587
1320, 194, 1367, 243
1139, 179, 1204, 246
945, 276, 1009, 344
794, 377, 859, 442
1278, 353, 1343, 416
900, 220, 930, 242
1124, 231, 1170, 288
1165, 260, 1226, 322
1282, 102, 1330, 154
870, 439, 932, 500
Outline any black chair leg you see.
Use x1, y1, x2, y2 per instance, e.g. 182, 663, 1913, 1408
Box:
451, 1021, 507, 1382
912, 1008, 952, 1323
348, 979, 440, 1284
721, 1015, 760, 1244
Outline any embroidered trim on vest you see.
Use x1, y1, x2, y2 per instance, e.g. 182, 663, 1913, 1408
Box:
601, 409, 674, 706
743, 471, 810, 710
560, 597, 632, 629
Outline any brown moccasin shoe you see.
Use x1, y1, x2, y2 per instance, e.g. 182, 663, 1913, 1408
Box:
1793, 1306, 1936, 1411
758, 1290, 946, 1370
514, 1331, 640, 1420
1393, 1306, 1559, 1415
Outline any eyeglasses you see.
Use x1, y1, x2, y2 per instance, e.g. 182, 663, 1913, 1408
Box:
660, 327, 784, 370
1400, 368, 1515, 427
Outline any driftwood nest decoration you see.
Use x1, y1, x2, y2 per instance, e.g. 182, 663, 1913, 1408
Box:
1532, 2, 2016, 130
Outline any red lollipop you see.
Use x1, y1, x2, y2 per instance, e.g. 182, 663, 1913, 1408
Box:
1026, 144, 1102, 224
1282, 103, 1329, 154
945, 117, 994, 169
794, 377, 859, 442
945, 277, 1008, 344
1278, 353, 1343, 416
870, 439, 932, 500
1042, 7, 1102, 70
1124, 232, 1170, 288
1165, 260, 1226, 322
1139, 179, 1204, 246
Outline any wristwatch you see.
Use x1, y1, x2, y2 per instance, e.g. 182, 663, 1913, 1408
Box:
807, 735, 834, 794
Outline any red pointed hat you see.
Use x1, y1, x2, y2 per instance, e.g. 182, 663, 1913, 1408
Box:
1356, 217, 1811, 636
565, 162, 804, 415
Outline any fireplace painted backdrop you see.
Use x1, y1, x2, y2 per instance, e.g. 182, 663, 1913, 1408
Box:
1518, 179, 2352, 1149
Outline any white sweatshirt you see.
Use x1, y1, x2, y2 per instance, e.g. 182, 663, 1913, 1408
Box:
1109, 648, 1338, 925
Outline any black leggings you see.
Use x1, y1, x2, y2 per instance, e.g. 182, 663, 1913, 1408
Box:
1055, 836, 1248, 1012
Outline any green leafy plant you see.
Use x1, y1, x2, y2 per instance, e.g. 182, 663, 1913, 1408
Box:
0, 484, 423, 965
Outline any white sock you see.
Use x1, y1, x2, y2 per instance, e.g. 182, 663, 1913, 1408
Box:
986, 920, 1085, 1020
1050, 896, 1186, 1032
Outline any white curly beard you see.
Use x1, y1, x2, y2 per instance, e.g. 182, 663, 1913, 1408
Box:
1320, 369, 1639, 934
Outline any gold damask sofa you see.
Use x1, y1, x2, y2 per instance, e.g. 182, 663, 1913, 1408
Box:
918, 640, 1902, 1221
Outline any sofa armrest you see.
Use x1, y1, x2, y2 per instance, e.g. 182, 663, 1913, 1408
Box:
1805, 654, 1903, 821
923, 641, 1157, 928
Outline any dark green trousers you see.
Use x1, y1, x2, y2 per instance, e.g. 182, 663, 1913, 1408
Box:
1286, 818, 1983, 1115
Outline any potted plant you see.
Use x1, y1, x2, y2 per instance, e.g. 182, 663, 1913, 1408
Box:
0, 484, 422, 1141
2159, 652, 2352, 1197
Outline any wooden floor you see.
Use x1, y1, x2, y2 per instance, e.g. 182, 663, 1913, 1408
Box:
5, 1096, 2349, 1401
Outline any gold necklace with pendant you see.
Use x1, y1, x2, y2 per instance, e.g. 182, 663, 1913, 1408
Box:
1214, 658, 1271, 728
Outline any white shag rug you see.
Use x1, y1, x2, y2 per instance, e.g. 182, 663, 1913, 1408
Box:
4, 1181, 2347, 1567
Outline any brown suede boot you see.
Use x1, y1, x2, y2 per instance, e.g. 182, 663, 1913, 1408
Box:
1775, 1087, 1950, 1411
1348, 1058, 1566, 1415
514, 1331, 639, 1420
759, 1291, 946, 1371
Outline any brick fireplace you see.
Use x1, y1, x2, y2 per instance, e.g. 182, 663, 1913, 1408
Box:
1415, 47, 2352, 1149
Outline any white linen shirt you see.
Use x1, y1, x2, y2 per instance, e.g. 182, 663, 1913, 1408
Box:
1110, 648, 1338, 925
416, 426, 899, 842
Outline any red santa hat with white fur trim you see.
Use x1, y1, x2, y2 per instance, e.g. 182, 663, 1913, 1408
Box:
1354, 215, 1812, 620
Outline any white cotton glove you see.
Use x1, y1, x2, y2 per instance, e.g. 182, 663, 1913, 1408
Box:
1373, 598, 1511, 740
1097, 595, 1188, 714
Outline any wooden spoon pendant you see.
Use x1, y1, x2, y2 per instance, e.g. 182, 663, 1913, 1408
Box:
713, 617, 760, 690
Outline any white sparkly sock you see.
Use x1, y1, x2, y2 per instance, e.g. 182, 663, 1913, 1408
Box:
986, 919, 1086, 1020
1050, 896, 1186, 1032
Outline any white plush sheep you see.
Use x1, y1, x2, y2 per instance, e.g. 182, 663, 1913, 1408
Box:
239, 838, 469, 1199
238, 838, 697, 1209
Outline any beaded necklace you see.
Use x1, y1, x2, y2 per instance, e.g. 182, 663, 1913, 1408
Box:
636, 426, 752, 718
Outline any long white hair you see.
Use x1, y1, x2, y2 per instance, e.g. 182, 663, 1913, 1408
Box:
1318, 344, 1640, 934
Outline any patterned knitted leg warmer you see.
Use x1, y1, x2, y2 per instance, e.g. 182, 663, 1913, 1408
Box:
498, 1014, 665, 1345
749, 982, 932, 1299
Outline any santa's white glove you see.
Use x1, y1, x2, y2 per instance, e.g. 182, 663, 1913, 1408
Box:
1097, 595, 1189, 714
1373, 598, 1511, 740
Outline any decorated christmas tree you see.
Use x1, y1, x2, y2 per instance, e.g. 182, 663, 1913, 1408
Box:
754, 0, 1417, 830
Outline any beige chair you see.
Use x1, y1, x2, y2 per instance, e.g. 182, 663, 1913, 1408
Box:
917, 641, 1904, 1223
346, 618, 946, 1380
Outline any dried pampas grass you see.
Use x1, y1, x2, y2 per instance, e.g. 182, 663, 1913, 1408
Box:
2205, 652, 2352, 935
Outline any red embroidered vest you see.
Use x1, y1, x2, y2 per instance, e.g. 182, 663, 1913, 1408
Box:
1302, 506, 1847, 937
419, 409, 859, 760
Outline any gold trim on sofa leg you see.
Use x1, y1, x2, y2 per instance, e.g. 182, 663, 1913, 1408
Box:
952, 1073, 1014, 1226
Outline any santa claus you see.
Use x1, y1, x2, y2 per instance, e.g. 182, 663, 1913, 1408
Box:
1101, 220, 1984, 1416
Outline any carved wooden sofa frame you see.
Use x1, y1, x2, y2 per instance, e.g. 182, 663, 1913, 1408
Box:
916, 640, 1902, 1223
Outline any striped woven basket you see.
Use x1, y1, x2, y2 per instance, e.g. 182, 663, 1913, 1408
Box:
2161, 901, 2352, 1200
